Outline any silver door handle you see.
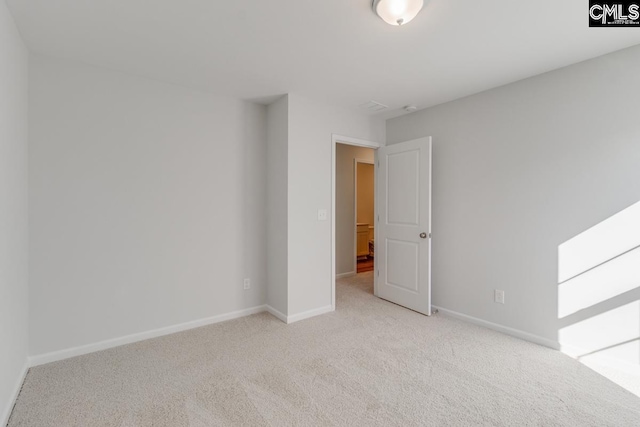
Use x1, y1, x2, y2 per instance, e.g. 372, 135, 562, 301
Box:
420, 232, 427, 239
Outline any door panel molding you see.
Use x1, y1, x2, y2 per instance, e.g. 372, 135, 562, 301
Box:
377, 137, 432, 315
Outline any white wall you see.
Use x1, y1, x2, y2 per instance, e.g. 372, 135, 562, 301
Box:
287, 94, 385, 316
0, 2, 29, 423
267, 96, 288, 315
29, 56, 268, 356
335, 144, 375, 276
386, 45, 640, 361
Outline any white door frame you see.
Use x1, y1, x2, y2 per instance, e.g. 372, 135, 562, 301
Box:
331, 134, 382, 310
354, 158, 375, 271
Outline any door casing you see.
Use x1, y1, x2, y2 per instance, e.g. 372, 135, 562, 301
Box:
331, 134, 382, 309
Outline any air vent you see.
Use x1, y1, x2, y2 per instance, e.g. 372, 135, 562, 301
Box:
359, 100, 389, 112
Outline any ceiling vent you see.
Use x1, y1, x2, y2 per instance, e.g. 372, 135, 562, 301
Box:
360, 100, 389, 112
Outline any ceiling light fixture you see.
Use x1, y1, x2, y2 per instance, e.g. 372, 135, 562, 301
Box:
372, 0, 424, 26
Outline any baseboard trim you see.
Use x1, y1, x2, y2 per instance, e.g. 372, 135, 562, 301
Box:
265, 305, 288, 323
432, 305, 560, 350
28, 305, 268, 367
287, 305, 334, 324
1, 359, 29, 427
336, 271, 356, 279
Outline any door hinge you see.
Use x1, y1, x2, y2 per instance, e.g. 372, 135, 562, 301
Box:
377, 270, 379, 277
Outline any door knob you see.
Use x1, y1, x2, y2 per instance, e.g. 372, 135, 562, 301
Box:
420, 232, 427, 239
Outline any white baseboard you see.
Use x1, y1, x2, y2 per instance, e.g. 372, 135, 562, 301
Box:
432, 305, 560, 350
29, 305, 267, 367
336, 271, 356, 279
433, 306, 640, 375
266, 304, 334, 324
1, 359, 29, 427
265, 305, 288, 323
28, 303, 335, 367
287, 305, 334, 324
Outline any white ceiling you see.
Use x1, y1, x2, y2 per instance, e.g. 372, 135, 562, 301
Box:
8, 0, 640, 117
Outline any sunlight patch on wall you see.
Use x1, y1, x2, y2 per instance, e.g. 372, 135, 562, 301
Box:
558, 200, 640, 283
558, 300, 640, 397
558, 247, 640, 319
559, 301, 640, 363
557, 200, 640, 396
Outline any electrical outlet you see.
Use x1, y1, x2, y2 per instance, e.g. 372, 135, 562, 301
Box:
494, 289, 505, 304
317, 209, 327, 221
243, 278, 250, 290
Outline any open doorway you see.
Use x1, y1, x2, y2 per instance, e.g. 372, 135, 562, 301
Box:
331, 135, 381, 309
332, 135, 433, 315
355, 159, 375, 273
335, 145, 375, 277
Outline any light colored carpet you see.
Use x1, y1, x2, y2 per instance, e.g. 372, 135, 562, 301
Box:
8, 272, 640, 426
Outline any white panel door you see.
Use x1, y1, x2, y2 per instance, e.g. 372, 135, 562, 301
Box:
376, 137, 432, 315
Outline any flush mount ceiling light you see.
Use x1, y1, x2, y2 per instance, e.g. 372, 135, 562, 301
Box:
372, 0, 424, 26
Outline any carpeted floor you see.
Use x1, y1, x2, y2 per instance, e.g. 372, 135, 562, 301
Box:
8, 272, 640, 426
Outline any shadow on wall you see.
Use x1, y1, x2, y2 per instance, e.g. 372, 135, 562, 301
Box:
557, 199, 640, 396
